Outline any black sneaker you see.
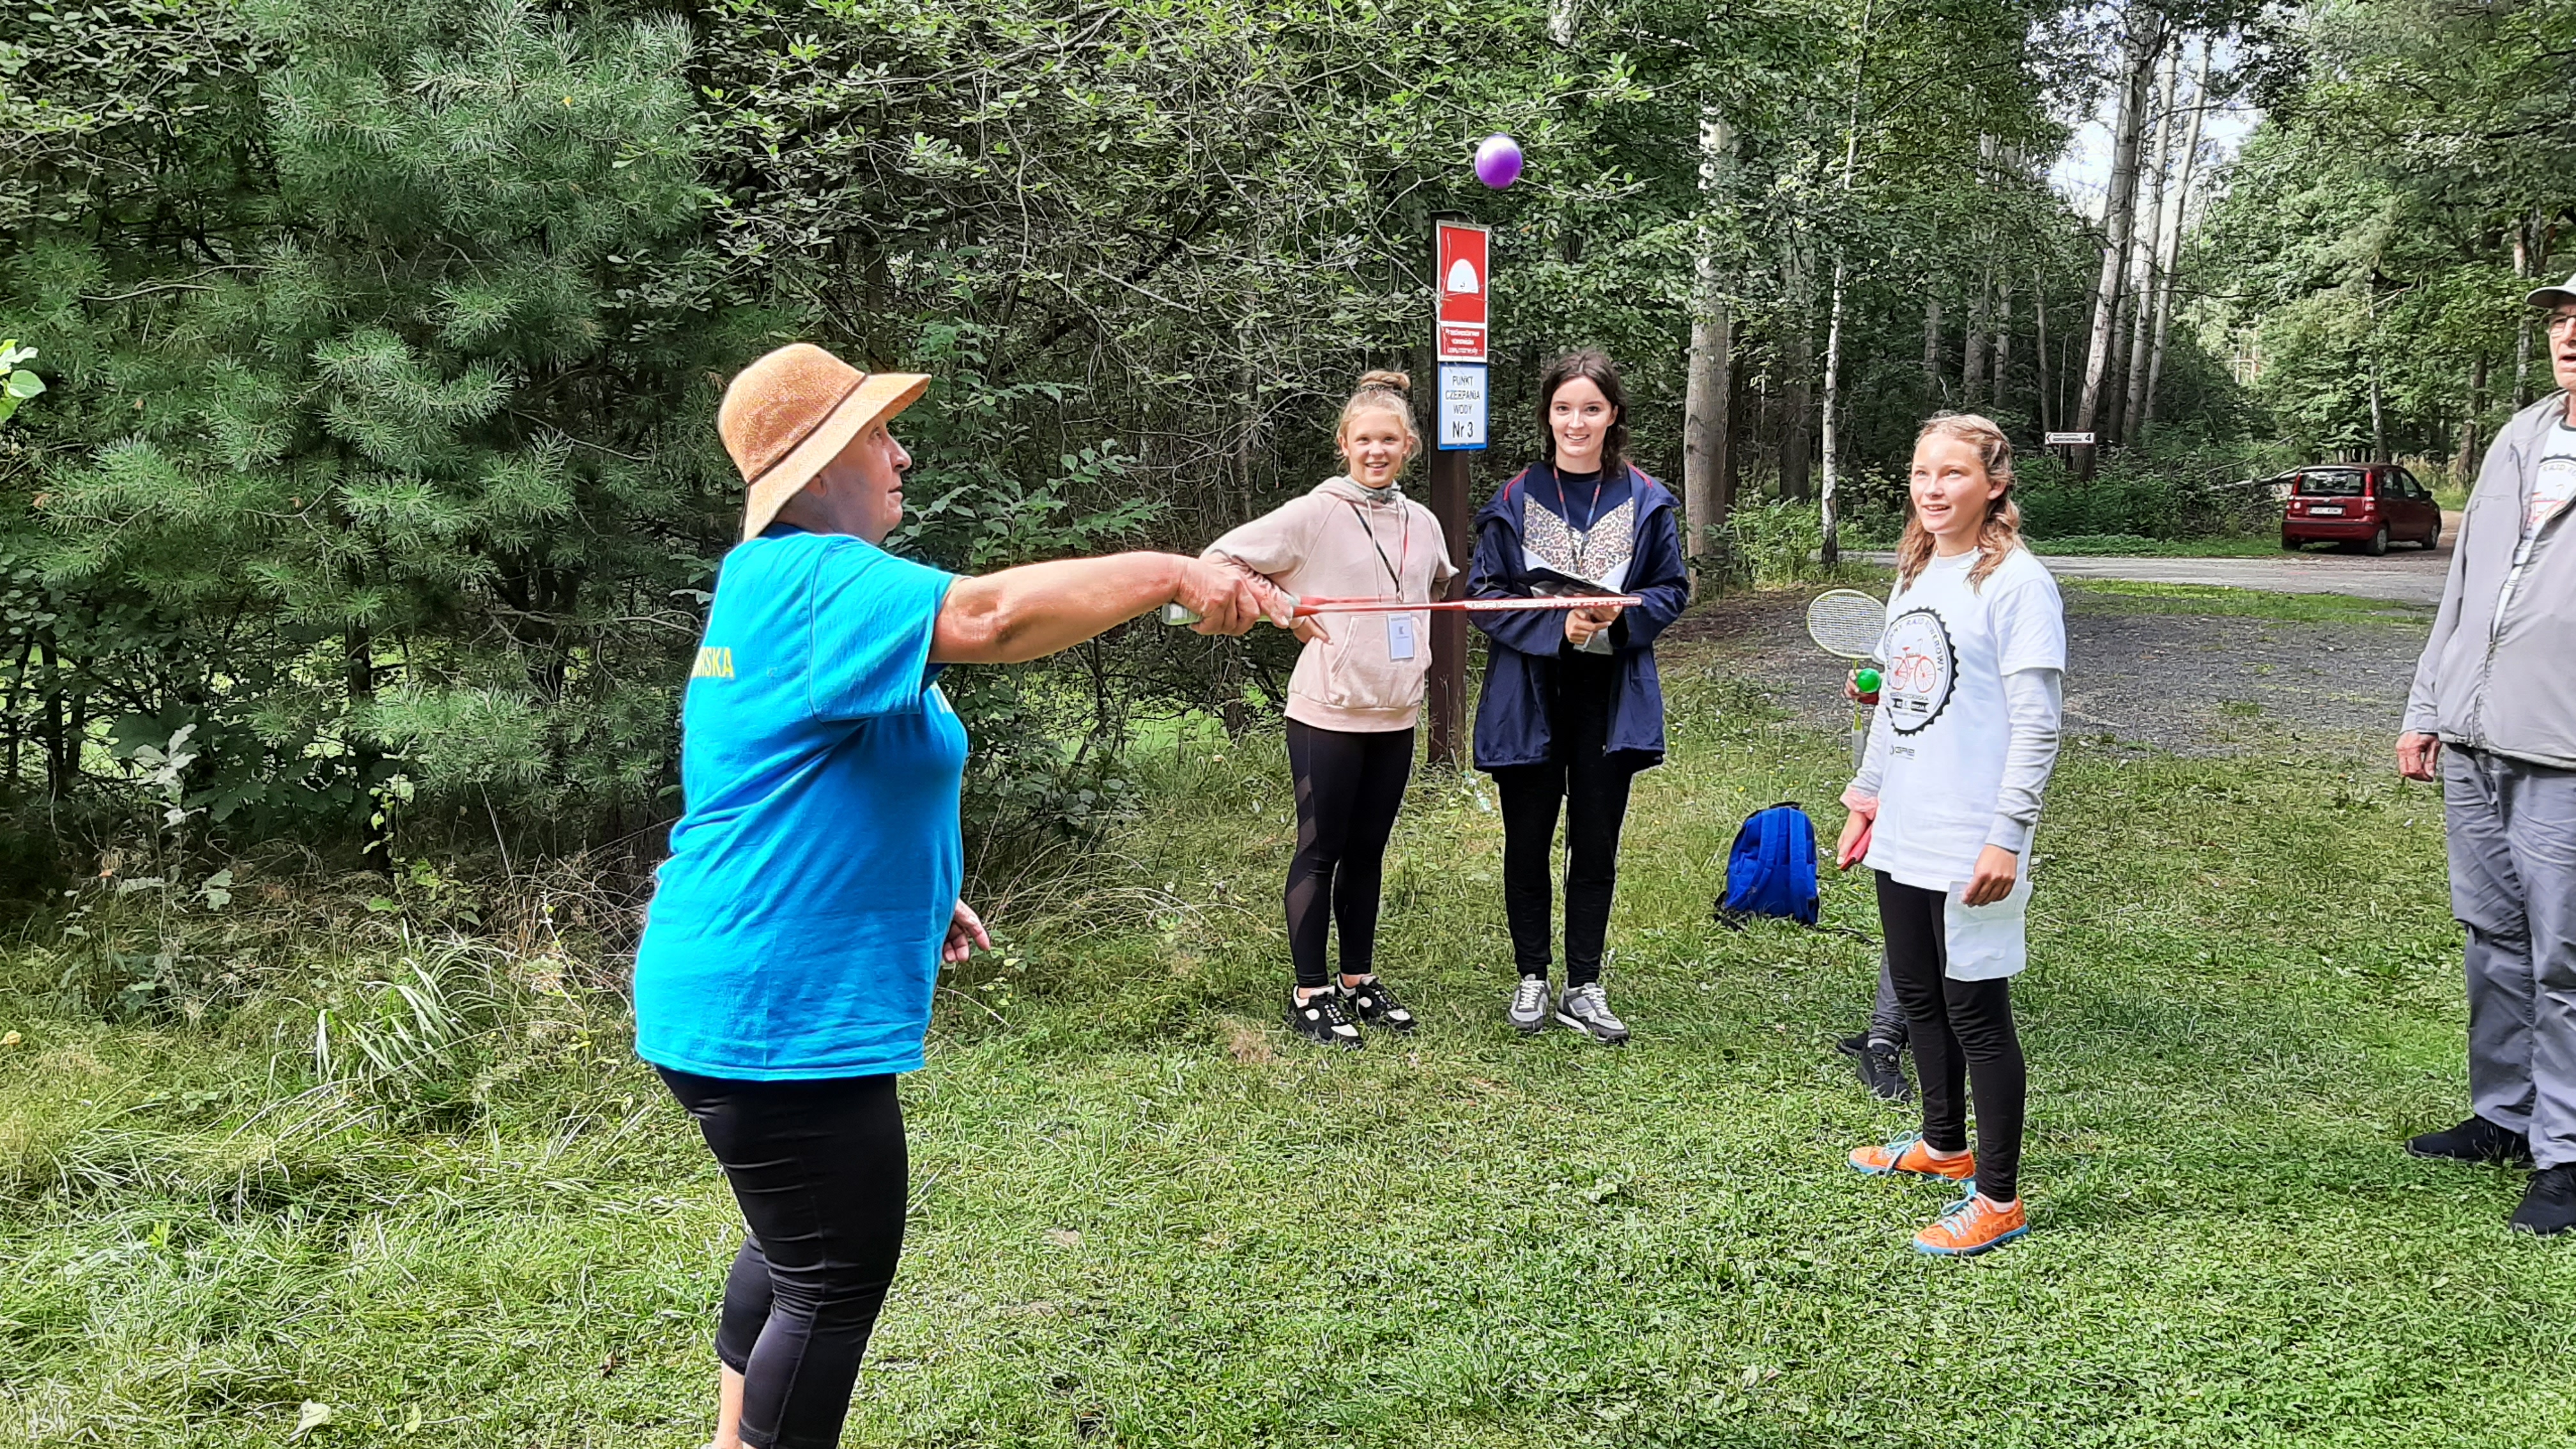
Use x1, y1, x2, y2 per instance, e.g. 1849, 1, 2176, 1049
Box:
1340, 976, 1416, 1033
2510, 1165, 2576, 1238
1285, 988, 1363, 1050
2405, 1116, 2533, 1167
1837, 1034, 1912, 1103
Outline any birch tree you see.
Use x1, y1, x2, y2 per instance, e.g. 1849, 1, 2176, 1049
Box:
1682, 109, 1738, 576
1817, 0, 1879, 566
2139, 41, 2210, 443
2074, 8, 2165, 475
2119, 45, 2180, 441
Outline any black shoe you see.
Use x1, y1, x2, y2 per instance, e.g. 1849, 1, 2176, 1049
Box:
1285, 988, 1363, 1050
2510, 1165, 2576, 1238
2405, 1116, 2533, 1167
1837, 1034, 1912, 1103
1340, 976, 1416, 1033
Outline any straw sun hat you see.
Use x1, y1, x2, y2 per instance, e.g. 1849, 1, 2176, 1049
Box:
718, 344, 931, 541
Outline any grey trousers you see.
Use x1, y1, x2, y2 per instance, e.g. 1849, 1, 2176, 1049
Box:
1867, 951, 1909, 1046
2442, 746, 2576, 1169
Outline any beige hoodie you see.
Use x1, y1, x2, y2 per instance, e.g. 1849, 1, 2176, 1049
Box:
1203, 477, 1456, 732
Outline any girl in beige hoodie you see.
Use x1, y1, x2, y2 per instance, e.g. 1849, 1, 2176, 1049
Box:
1203, 371, 1455, 1050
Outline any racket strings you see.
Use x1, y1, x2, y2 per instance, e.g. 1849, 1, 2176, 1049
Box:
1804, 590, 1885, 659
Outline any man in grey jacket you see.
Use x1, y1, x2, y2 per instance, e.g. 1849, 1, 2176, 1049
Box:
2396, 272, 2576, 1238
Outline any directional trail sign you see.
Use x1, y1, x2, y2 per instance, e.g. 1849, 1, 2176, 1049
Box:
2043, 431, 2096, 446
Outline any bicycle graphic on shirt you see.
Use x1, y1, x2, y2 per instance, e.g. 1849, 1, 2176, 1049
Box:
1885, 650, 1940, 693
1880, 608, 1956, 736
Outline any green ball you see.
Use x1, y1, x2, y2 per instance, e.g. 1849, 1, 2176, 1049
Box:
1855, 668, 1882, 694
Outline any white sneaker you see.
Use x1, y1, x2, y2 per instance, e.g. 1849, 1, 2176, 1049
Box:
1507, 975, 1551, 1034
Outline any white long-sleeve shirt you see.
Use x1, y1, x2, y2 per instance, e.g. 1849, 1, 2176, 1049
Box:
1851, 666, 2062, 854
1839, 547, 2068, 890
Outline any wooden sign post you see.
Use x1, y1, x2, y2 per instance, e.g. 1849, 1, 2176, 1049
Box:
1426, 220, 1490, 767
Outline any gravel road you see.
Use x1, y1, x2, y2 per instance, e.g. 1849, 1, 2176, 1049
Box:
1855, 511, 2462, 607
2012, 543, 2451, 606
1667, 583, 2433, 758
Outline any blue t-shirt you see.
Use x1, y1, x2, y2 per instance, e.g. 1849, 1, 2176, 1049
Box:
632, 526, 967, 1080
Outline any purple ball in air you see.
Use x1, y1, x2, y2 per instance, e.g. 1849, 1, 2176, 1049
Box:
1474, 134, 1523, 189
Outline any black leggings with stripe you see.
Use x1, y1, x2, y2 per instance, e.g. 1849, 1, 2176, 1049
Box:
1284, 719, 1415, 989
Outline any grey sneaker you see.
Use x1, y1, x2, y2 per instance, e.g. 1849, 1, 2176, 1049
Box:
1555, 982, 1629, 1043
1508, 975, 1552, 1034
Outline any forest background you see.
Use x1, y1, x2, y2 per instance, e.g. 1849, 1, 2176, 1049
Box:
0, 0, 2569, 908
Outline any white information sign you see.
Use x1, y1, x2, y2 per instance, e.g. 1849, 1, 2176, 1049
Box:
2043, 431, 2096, 446
1437, 364, 1488, 451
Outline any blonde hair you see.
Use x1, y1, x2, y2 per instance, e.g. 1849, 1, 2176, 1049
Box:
1897, 412, 2023, 591
1337, 369, 1420, 470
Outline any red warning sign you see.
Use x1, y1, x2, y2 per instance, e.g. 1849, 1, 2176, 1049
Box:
1436, 222, 1489, 363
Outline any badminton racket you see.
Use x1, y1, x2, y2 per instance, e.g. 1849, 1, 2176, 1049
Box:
1805, 588, 1885, 769
1804, 588, 1885, 661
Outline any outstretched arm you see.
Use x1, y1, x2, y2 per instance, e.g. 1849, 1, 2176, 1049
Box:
931, 553, 1287, 664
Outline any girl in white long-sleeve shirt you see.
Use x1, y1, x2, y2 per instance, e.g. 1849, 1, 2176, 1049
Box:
1836, 413, 2066, 1257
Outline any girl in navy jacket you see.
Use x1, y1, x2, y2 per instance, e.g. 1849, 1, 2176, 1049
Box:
1469, 349, 1689, 1042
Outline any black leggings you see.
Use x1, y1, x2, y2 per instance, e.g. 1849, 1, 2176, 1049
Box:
1494, 650, 1634, 988
1285, 719, 1414, 989
1876, 875, 2026, 1203
659, 1068, 907, 1449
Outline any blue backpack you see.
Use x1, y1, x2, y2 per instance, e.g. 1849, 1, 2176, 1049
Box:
1717, 802, 1820, 928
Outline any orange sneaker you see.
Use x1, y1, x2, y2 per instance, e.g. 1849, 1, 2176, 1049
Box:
1848, 1133, 1976, 1181
1912, 1190, 2028, 1256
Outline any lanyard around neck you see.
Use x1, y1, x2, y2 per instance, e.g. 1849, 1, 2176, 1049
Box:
1347, 500, 1410, 598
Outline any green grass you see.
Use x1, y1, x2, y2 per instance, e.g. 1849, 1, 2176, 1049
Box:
4, 641, 2569, 1448
2062, 579, 2436, 626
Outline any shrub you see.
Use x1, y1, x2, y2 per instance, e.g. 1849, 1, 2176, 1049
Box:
1723, 499, 1827, 587
2012, 433, 2294, 540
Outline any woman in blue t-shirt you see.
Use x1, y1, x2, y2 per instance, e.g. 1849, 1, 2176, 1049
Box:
637, 342, 1285, 1449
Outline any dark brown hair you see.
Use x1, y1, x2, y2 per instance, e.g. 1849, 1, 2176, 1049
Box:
1537, 349, 1629, 484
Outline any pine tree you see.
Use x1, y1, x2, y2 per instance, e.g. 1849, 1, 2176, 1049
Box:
17, 0, 767, 847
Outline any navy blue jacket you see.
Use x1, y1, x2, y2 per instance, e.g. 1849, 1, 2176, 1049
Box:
1468, 461, 1690, 770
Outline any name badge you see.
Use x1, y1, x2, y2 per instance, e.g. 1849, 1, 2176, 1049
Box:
1387, 613, 1418, 661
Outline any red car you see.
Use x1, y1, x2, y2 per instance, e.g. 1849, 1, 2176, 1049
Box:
2280, 464, 2442, 555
